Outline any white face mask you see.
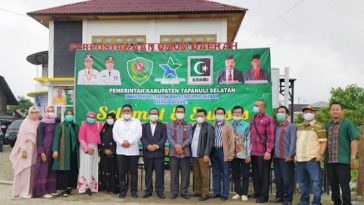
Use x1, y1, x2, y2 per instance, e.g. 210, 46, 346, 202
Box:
106, 119, 114, 125
215, 114, 225, 122
149, 115, 158, 122
176, 113, 185, 120
197, 117, 205, 124
123, 114, 132, 120
46, 112, 55, 119
232, 115, 241, 121
303, 113, 315, 121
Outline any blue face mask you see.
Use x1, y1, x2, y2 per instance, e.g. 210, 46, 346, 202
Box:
253, 106, 260, 114
64, 115, 74, 122
215, 114, 225, 122
276, 113, 286, 122
86, 117, 95, 124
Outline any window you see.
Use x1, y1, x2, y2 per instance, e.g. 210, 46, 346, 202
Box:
91, 35, 146, 44
160, 34, 217, 43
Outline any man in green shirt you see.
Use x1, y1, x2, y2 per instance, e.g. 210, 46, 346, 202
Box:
326, 101, 358, 205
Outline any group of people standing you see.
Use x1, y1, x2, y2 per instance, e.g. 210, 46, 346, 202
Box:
9, 100, 358, 205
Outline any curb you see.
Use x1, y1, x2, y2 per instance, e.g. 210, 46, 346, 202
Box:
0, 180, 13, 185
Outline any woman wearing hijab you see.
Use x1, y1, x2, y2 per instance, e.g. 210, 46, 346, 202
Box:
52, 109, 79, 197
77, 111, 101, 196
32, 106, 57, 198
9, 106, 40, 199
99, 112, 118, 193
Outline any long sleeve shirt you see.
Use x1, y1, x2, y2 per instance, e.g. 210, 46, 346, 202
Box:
231, 120, 251, 159
249, 113, 275, 156
167, 121, 192, 158
113, 117, 142, 156
78, 121, 101, 152
274, 121, 296, 159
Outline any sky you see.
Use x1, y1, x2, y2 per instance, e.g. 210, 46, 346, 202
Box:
0, 0, 363, 104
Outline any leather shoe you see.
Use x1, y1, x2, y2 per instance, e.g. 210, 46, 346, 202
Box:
131, 194, 138, 198
189, 193, 201, 197
221, 196, 228, 201
157, 193, 165, 199
199, 195, 209, 201
118, 193, 126, 198
143, 193, 152, 198
271, 198, 285, 203
211, 194, 221, 198
256, 198, 268, 203
181, 194, 190, 199
170, 194, 178, 199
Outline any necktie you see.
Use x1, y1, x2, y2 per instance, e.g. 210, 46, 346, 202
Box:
228, 70, 232, 81
109, 71, 111, 76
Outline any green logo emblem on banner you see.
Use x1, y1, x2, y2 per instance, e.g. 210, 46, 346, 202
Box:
188, 56, 213, 85
127, 57, 153, 85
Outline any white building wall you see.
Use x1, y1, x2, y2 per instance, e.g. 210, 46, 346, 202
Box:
82, 18, 227, 43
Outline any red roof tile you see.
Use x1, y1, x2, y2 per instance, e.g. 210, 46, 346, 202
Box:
27, 0, 246, 16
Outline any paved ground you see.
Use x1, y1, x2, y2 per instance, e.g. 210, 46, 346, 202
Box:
1, 145, 363, 205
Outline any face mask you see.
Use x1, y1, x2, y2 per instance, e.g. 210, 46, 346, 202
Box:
303, 113, 315, 121
86, 117, 95, 124
106, 118, 114, 125
64, 115, 74, 122
215, 114, 225, 122
123, 114, 132, 120
197, 117, 205, 124
46, 112, 55, 119
276, 113, 286, 122
176, 113, 185, 120
253, 106, 260, 114
232, 116, 241, 121
149, 115, 158, 122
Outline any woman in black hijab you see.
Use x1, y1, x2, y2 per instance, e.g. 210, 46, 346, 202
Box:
98, 112, 118, 193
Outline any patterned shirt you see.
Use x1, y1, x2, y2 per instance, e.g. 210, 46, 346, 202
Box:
231, 120, 251, 159
249, 113, 275, 156
296, 120, 327, 162
326, 118, 358, 164
274, 121, 297, 159
167, 121, 192, 158
214, 121, 224, 148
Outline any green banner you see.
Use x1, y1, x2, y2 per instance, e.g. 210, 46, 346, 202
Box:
74, 48, 272, 124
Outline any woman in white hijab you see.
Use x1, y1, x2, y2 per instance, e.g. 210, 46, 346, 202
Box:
9, 106, 40, 199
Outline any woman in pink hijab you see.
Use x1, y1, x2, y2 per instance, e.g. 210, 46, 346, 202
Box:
77, 111, 101, 196
9, 106, 40, 199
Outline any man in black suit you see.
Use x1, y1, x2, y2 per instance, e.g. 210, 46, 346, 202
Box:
141, 108, 167, 199
217, 55, 244, 84
244, 54, 269, 83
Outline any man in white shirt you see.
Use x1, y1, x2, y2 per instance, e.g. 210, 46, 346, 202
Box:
113, 104, 142, 198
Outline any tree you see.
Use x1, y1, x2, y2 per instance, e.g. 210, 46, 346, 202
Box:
315, 84, 364, 126
9, 96, 33, 114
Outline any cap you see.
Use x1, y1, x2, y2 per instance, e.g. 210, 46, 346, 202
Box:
302, 105, 316, 112
86, 111, 96, 118
105, 56, 114, 63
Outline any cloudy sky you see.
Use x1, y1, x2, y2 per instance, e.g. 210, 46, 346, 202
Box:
0, 0, 363, 104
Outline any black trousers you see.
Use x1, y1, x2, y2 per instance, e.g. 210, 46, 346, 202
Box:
327, 163, 352, 205
117, 155, 139, 195
169, 157, 190, 195
231, 158, 250, 196
144, 157, 164, 195
251, 156, 271, 201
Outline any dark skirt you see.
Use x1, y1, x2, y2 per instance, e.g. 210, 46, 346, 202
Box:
56, 151, 78, 190
99, 155, 119, 193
